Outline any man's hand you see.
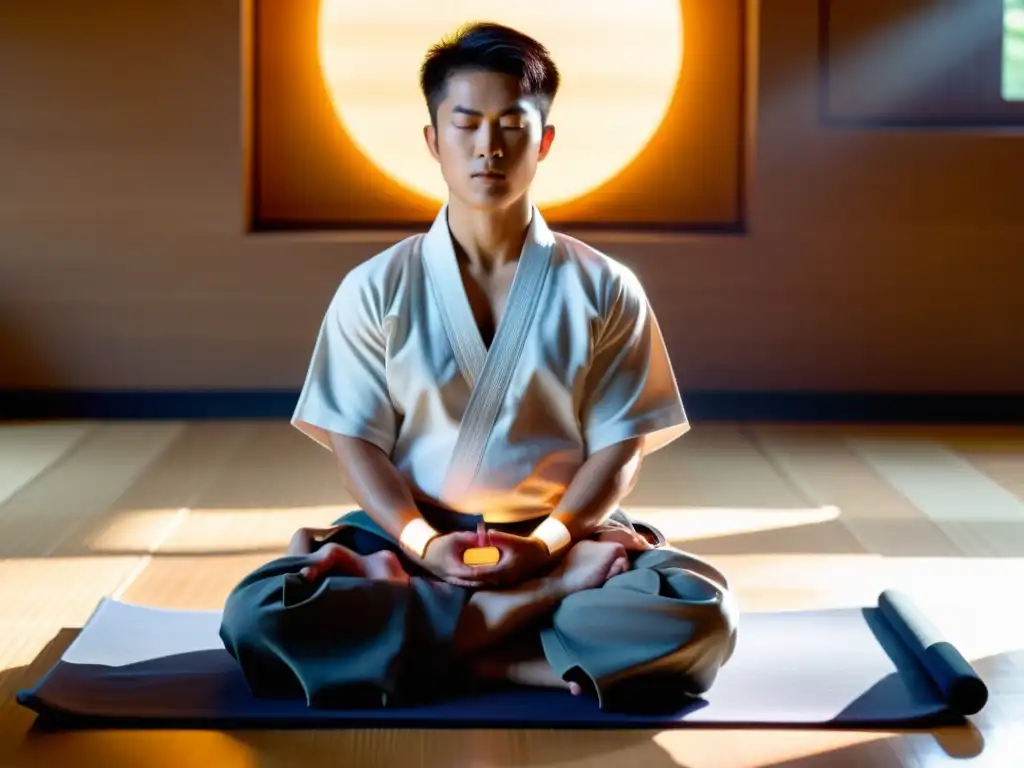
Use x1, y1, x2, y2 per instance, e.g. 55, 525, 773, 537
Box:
421, 531, 495, 588
476, 530, 555, 588
423, 529, 555, 590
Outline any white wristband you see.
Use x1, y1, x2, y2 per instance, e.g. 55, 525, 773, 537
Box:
531, 516, 572, 556
399, 518, 440, 558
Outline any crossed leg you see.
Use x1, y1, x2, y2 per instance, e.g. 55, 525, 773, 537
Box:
225, 527, 733, 708
296, 541, 624, 695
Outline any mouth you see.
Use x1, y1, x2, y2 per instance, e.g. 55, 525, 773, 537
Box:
473, 171, 506, 180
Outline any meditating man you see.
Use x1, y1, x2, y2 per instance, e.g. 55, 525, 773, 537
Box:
220, 21, 737, 711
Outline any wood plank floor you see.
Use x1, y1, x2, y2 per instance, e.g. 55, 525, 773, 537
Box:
1, 420, 1022, 767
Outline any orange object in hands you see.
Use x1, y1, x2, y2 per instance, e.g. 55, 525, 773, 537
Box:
463, 520, 501, 566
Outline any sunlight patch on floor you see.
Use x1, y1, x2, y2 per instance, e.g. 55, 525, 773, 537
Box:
10, 730, 258, 768
628, 505, 842, 542
86, 504, 843, 555
84, 506, 352, 554
653, 729, 894, 767
84, 508, 190, 553
0, 556, 142, 671
714, 554, 1024, 660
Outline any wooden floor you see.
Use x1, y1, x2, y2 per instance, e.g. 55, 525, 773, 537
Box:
1, 420, 1022, 767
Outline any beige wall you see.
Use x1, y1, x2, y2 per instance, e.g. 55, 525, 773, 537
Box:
1, 0, 1022, 394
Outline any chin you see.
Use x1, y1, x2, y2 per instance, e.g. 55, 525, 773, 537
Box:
455, 186, 527, 212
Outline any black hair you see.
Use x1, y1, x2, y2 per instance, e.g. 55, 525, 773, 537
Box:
419, 22, 560, 126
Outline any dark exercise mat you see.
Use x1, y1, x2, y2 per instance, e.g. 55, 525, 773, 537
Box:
17, 590, 987, 730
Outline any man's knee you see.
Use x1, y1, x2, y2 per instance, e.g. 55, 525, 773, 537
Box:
714, 584, 739, 665
219, 582, 252, 648
217, 552, 368, 661
681, 587, 737, 693
219, 565, 311, 697
218, 557, 304, 646
541, 558, 738, 705
652, 561, 738, 682
218, 557, 470, 705
633, 546, 731, 591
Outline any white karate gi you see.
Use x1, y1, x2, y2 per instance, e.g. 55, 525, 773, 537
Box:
292, 205, 689, 524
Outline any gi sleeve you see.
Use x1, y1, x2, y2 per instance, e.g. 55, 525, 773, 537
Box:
580, 267, 689, 457
291, 272, 397, 455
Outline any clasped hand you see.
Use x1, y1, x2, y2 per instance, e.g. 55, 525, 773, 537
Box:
421, 529, 552, 589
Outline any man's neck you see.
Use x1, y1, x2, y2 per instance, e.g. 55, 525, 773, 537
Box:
446, 195, 533, 272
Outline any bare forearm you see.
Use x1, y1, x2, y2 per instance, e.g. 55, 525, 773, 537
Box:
551, 437, 643, 542
328, 433, 424, 542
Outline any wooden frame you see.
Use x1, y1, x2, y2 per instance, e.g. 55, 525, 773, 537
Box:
240, 0, 753, 238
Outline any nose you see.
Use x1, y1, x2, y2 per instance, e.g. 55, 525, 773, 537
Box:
475, 123, 504, 159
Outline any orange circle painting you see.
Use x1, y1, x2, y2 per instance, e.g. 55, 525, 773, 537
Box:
318, 1, 684, 207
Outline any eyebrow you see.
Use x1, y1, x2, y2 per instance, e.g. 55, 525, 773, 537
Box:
451, 105, 528, 117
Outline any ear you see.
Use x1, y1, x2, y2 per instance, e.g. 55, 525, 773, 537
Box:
423, 124, 440, 162
537, 124, 556, 162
